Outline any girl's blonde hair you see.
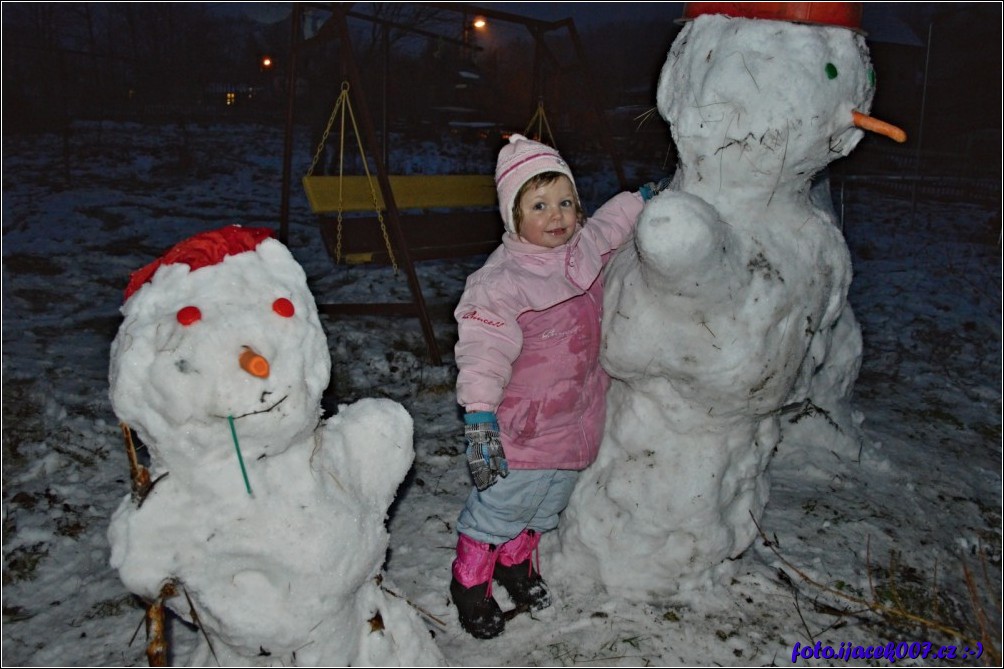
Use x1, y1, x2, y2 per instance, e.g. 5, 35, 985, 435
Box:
511, 171, 585, 235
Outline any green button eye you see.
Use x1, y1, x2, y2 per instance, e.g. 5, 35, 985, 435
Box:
825, 63, 839, 79
868, 68, 876, 86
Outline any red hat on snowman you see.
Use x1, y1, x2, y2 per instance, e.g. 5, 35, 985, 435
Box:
124, 225, 274, 300
680, 2, 863, 30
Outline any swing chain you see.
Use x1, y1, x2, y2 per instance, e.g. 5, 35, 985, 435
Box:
524, 98, 557, 149
307, 82, 398, 271
305, 82, 348, 178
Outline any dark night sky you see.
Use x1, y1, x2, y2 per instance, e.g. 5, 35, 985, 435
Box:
471, 2, 687, 27
471, 2, 929, 45
228, 2, 972, 47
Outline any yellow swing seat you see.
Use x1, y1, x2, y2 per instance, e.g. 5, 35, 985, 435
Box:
303, 174, 497, 213
305, 172, 501, 264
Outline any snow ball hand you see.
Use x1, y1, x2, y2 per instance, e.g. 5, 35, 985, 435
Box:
639, 177, 673, 202
463, 411, 509, 491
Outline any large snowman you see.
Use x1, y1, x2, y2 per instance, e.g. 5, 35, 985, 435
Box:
107, 226, 443, 666
558, 3, 905, 596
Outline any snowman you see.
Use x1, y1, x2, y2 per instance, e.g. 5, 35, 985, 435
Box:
558, 3, 906, 596
106, 225, 443, 666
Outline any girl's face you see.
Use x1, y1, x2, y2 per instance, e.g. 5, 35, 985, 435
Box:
516, 176, 578, 248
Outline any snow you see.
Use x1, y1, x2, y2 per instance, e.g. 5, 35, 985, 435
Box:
3, 54, 1001, 669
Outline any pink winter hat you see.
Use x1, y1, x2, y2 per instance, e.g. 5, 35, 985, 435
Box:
495, 134, 577, 235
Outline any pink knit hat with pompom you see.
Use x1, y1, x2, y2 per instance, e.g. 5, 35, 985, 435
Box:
495, 134, 577, 235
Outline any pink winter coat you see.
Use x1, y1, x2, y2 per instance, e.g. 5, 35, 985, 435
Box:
455, 191, 644, 470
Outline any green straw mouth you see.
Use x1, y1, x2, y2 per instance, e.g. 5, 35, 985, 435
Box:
227, 415, 253, 496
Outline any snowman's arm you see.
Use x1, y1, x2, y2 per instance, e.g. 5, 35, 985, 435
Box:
316, 398, 415, 509
634, 191, 744, 295
791, 296, 861, 405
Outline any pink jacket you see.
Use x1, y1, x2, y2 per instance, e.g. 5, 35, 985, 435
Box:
454, 191, 644, 470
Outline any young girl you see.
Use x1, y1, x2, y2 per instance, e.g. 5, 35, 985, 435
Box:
451, 134, 651, 638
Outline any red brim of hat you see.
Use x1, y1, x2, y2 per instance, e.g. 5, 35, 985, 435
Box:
679, 2, 863, 31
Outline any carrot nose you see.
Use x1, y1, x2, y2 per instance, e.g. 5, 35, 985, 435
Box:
239, 347, 270, 378
852, 110, 907, 143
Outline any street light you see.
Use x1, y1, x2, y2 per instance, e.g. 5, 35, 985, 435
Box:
463, 14, 487, 48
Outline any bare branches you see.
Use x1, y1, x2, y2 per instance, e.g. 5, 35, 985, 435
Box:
752, 513, 1002, 666
120, 422, 167, 507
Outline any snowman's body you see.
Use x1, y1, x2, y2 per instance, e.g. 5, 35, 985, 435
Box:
107, 230, 442, 666
559, 14, 872, 595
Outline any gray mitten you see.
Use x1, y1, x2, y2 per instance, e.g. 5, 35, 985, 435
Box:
463, 411, 509, 491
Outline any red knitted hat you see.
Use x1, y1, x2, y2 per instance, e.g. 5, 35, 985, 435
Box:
124, 225, 274, 300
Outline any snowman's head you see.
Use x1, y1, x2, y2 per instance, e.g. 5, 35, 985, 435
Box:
658, 13, 876, 191
109, 226, 331, 478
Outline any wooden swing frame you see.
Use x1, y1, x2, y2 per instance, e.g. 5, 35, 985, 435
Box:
278, 2, 627, 364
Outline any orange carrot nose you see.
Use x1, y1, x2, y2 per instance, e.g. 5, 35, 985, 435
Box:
239, 347, 270, 378
852, 110, 907, 143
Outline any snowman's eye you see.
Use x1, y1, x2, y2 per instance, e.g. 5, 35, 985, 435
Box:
825, 63, 839, 79
272, 298, 295, 318
177, 305, 202, 326
868, 68, 876, 87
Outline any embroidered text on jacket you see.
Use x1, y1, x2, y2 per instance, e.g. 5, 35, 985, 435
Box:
461, 310, 505, 328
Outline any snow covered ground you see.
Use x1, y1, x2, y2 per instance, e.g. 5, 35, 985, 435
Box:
2, 120, 1000, 666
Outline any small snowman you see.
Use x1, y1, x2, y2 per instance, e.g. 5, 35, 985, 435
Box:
107, 225, 443, 666
558, 3, 905, 596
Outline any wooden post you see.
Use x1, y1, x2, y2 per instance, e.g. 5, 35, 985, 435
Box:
279, 3, 301, 246
332, 6, 443, 365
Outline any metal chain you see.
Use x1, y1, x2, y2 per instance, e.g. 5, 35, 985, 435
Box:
306, 82, 348, 178
307, 82, 397, 271
339, 88, 398, 272
524, 98, 558, 149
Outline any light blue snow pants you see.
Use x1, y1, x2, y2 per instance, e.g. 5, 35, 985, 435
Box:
456, 469, 580, 545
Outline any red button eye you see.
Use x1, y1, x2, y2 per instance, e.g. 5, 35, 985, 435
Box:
272, 298, 295, 318
177, 306, 202, 326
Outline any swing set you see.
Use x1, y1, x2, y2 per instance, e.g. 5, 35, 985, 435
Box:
302, 81, 500, 265
278, 3, 627, 364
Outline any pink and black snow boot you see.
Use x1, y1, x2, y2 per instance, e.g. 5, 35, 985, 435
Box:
451, 534, 505, 639
494, 529, 551, 612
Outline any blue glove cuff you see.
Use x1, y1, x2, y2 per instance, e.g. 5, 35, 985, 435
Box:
464, 411, 497, 425
640, 176, 672, 201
